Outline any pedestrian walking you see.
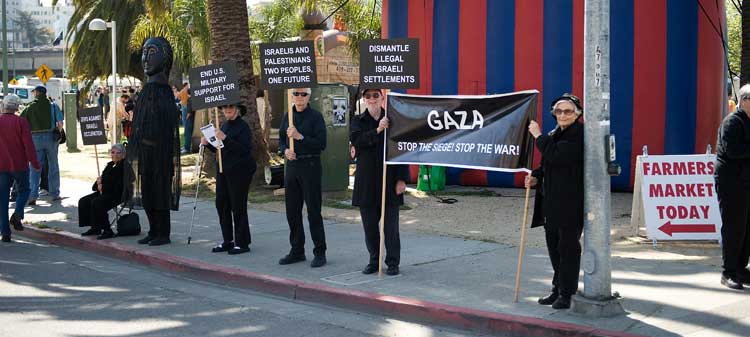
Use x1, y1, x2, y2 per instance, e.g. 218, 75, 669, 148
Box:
20, 85, 63, 205
202, 103, 256, 255
526, 93, 585, 310
278, 87, 328, 268
350, 89, 408, 276
0, 94, 40, 242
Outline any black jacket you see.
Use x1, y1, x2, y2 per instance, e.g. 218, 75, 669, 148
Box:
206, 117, 255, 174
715, 109, 750, 186
351, 108, 409, 207
93, 161, 126, 202
279, 105, 327, 156
530, 121, 584, 228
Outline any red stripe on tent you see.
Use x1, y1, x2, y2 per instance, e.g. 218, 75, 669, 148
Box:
408, 0, 434, 95
514, 0, 544, 185
572, 0, 584, 99
457, 0, 488, 186
695, 0, 724, 153
382, 0, 389, 38
632, 0, 667, 187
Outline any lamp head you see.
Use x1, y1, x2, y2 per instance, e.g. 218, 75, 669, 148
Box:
88, 18, 107, 31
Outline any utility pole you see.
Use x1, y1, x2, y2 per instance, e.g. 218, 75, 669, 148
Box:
571, 0, 624, 317
2, 0, 8, 96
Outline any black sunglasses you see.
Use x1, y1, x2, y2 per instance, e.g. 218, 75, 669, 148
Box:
364, 93, 381, 99
292, 92, 309, 97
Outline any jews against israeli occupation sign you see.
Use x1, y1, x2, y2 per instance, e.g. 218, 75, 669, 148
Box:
359, 38, 419, 89
79, 107, 107, 145
258, 40, 317, 89
385, 91, 537, 172
188, 61, 241, 110
641, 155, 722, 241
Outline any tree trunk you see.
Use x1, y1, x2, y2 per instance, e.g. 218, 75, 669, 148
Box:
742, 0, 750, 85
205, 0, 269, 181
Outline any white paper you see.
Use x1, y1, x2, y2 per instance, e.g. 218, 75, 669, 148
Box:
200, 123, 224, 149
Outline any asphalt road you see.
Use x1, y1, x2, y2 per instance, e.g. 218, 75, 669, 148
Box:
0, 237, 487, 337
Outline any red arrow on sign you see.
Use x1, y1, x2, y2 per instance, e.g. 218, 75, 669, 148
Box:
658, 221, 716, 236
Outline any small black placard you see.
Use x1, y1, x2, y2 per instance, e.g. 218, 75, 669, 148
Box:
359, 38, 420, 89
259, 40, 317, 89
188, 61, 241, 110
79, 107, 107, 145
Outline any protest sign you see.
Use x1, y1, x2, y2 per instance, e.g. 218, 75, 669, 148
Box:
385, 91, 537, 172
636, 154, 722, 241
188, 61, 241, 110
359, 38, 419, 89
259, 40, 317, 89
79, 107, 107, 145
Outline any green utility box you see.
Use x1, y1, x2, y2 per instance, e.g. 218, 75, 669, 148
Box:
62, 92, 80, 153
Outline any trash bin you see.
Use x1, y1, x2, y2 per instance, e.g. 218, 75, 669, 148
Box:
417, 165, 446, 191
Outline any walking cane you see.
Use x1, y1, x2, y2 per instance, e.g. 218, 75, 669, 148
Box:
187, 144, 205, 244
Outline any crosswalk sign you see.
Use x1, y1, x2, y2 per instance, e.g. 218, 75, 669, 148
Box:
8, 78, 17, 85
35, 64, 55, 85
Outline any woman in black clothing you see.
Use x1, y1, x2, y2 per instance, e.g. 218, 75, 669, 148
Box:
79, 144, 129, 240
350, 89, 409, 276
526, 94, 585, 310
201, 104, 256, 255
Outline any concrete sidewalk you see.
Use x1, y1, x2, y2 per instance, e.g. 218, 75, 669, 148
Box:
12, 177, 750, 337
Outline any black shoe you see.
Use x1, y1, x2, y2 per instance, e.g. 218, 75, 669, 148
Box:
27, 199, 36, 206
551, 296, 571, 309
721, 273, 744, 290
385, 265, 399, 275
1, 235, 10, 243
362, 264, 378, 275
211, 243, 232, 253
228, 246, 250, 255
81, 228, 102, 236
278, 254, 306, 265
538, 292, 559, 305
310, 256, 327, 268
137, 235, 155, 244
148, 237, 171, 246
737, 269, 750, 286
10, 213, 23, 231
97, 230, 115, 240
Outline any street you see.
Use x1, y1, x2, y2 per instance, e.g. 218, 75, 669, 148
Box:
0, 238, 486, 337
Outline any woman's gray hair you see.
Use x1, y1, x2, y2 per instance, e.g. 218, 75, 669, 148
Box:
296, 87, 312, 94
111, 143, 126, 155
738, 84, 750, 101
552, 99, 583, 116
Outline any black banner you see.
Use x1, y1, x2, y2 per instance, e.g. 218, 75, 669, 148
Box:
79, 107, 107, 145
359, 38, 419, 89
259, 40, 317, 89
385, 91, 538, 172
188, 61, 241, 110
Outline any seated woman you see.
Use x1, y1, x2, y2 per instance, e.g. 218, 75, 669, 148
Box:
79, 144, 128, 239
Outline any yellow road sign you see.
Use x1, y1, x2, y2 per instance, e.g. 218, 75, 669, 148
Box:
8, 78, 17, 85
35, 64, 55, 85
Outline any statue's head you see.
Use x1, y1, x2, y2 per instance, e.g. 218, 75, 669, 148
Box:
141, 37, 173, 80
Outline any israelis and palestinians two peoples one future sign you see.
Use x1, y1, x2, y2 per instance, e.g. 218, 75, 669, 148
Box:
188, 61, 242, 111
359, 38, 420, 89
258, 40, 317, 89
79, 107, 107, 146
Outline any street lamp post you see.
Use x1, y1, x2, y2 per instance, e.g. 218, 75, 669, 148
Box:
88, 18, 117, 146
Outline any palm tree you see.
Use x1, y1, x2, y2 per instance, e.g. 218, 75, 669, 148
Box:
741, 0, 750, 84
207, 0, 269, 177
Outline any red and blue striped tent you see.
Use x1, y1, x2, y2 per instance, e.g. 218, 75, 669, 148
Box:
382, 0, 727, 191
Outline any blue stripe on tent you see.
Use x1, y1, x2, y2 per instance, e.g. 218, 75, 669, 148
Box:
431, 0, 459, 95
446, 167, 463, 186
388, 0, 408, 39
486, 0, 516, 187
665, 0, 697, 154
610, 0, 634, 191
542, 0, 573, 133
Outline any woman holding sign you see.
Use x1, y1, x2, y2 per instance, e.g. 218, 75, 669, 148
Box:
351, 88, 408, 276
201, 103, 255, 255
526, 94, 584, 309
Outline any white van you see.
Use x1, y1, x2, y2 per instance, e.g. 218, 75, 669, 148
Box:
4, 85, 36, 104
27, 77, 71, 104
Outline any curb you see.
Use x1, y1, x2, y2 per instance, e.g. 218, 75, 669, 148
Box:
19, 226, 644, 337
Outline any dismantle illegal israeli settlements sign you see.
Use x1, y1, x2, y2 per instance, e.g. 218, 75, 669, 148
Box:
79, 107, 107, 145
359, 38, 419, 89
259, 40, 317, 89
188, 61, 241, 110
385, 91, 537, 172
641, 154, 722, 241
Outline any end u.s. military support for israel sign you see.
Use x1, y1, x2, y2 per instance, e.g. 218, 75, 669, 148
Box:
188, 61, 241, 111
385, 91, 538, 172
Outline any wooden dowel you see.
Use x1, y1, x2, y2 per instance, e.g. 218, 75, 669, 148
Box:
513, 174, 533, 303
378, 163, 387, 277
214, 109, 223, 173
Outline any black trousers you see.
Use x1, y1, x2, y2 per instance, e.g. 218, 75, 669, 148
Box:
215, 168, 253, 249
360, 205, 400, 267
284, 158, 326, 257
145, 209, 170, 239
544, 223, 583, 298
717, 185, 750, 276
78, 192, 119, 230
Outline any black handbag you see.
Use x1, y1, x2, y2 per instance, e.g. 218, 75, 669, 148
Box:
116, 212, 141, 236
54, 128, 66, 144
